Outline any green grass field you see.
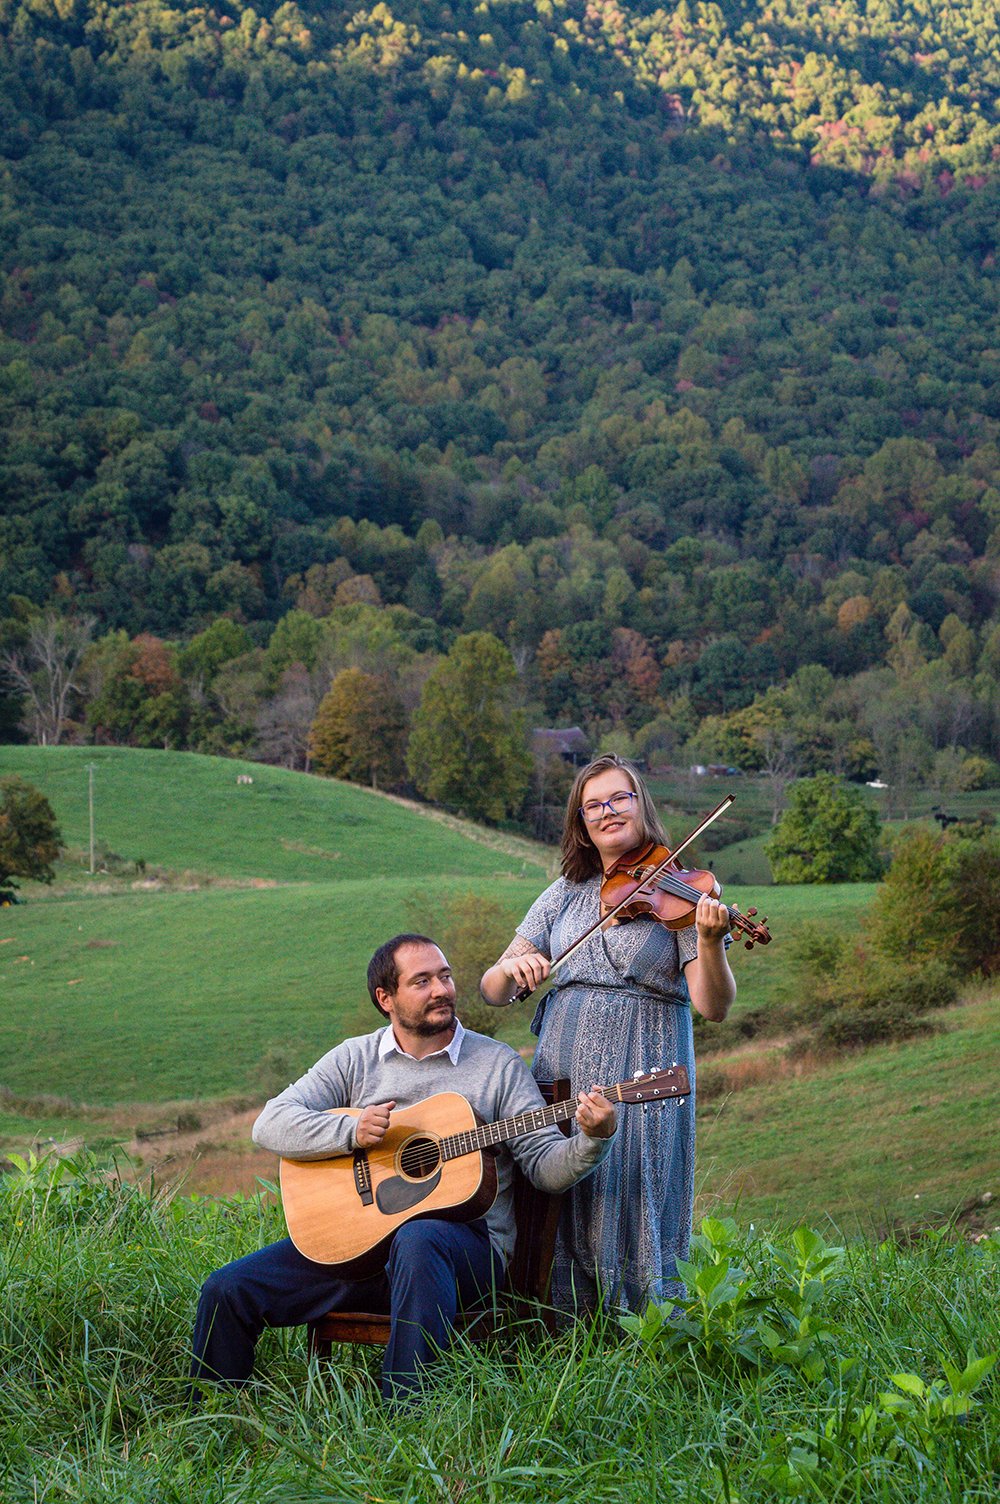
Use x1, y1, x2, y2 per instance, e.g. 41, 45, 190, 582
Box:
0, 745, 551, 884
3, 1153, 997, 1503
696, 989, 1000, 1237
0, 744, 862, 1102
2, 746, 997, 1242
646, 770, 1000, 887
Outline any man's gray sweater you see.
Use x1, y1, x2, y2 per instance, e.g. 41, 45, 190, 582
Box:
253, 1023, 613, 1263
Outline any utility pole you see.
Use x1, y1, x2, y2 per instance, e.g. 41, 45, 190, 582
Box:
86, 762, 96, 874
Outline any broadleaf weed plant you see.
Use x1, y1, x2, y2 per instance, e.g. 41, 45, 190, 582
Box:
621, 1217, 847, 1382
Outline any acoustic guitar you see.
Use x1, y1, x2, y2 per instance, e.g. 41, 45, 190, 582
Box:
280, 1065, 690, 1275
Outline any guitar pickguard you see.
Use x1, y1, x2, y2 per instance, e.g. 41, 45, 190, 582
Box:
375, 1168, 442, 1214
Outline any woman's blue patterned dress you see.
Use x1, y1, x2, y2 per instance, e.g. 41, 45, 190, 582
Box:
518, 874, 701, 1314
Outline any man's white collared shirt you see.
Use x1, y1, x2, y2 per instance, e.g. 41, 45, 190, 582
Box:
377, 1017, 466, 1065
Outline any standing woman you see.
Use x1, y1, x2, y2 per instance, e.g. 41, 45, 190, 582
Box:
479, 754, 735, 1314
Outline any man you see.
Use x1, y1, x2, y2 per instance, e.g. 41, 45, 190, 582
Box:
191, 933, 616, 1403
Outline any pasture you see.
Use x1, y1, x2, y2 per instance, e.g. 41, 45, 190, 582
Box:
1, 745, 996, 1236
2, 746, 999, 1503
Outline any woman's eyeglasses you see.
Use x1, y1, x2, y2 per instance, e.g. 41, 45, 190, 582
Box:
579, 791, 637, 823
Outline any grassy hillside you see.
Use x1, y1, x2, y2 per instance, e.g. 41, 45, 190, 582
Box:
695, 989, 1000, 1238
4, 1153, 998, 1503
0, 745, 552, 1099
0, 742, 868, 1102
0, 745, 551, 884
0, 873, 832, 1103
3, 746, 997, 1243
0, 877, 547, 1101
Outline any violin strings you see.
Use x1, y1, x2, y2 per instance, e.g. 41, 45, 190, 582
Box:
634, 868, 747, 928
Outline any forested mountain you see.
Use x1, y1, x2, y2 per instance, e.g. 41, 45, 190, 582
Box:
2, 0, 999, 807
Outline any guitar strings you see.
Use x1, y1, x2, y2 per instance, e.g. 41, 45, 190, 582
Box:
389, 1079, 678, 1175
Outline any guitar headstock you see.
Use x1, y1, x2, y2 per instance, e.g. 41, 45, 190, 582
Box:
615, 1065, 690, 1104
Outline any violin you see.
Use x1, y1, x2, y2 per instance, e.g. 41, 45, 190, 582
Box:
511, 795, 772, 1001
601, 841, 772, 951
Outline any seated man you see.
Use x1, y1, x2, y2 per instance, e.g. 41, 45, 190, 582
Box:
191, 932, 616, 1404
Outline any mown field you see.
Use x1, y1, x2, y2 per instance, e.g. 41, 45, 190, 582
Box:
2, 745, 997, 1239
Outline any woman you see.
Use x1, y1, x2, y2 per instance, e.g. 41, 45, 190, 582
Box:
479, 753, 735, 1314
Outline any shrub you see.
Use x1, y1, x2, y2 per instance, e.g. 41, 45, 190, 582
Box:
816, 1006, 942, 1050
764, 772, 883, 883
403, 891, 517, 1037
693, 1002, 793, 1054
784, 929, 959, 1053
868, 826, 1000, 976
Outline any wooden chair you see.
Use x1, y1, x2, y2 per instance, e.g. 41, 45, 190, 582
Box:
307, 1080, 571, 1358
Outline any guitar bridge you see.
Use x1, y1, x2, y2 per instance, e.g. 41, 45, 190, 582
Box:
352, 1149, 373, 1205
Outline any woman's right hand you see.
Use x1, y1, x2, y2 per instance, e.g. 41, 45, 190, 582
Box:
499, 949, 550, 994
479, 946, 550, 1004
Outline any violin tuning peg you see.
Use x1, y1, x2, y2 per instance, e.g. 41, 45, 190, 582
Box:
746, 907, 758, 918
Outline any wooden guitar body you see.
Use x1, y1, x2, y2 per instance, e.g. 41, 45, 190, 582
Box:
279, 1092, 498, 1277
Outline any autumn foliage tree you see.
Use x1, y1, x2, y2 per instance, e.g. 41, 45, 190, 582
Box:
407, 633, 531, 823
309, 668, 407, 789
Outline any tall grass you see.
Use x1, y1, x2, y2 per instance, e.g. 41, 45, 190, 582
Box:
2, 1152, 997, 1502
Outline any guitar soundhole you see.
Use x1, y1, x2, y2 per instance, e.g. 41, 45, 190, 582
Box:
398, 1134, 441, 1181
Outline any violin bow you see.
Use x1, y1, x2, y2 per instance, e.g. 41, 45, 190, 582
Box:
512, 793, 736, 1002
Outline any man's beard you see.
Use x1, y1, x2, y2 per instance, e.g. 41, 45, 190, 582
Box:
406, 1003, 456, 1037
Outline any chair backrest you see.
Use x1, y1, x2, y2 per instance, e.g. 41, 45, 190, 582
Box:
506, 1077, 570, 1309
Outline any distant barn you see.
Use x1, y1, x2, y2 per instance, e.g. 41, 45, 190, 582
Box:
531, 727, 591, 767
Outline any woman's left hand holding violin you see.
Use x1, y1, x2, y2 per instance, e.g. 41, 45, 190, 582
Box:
695, 892, 732, 944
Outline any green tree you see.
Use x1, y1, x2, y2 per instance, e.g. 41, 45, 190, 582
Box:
407, 632, 530, 822
764, 772, 883, 883
867, 825, 1000, 977
309, 668, 407, 789
0, 776, 62, 900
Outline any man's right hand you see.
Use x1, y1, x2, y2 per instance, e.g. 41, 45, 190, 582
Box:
354, 1100, 396, 1148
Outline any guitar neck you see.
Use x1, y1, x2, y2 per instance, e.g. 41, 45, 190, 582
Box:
440, 1092, 597, 1162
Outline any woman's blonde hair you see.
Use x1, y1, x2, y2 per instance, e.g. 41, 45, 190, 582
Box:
559, 754, 666, 883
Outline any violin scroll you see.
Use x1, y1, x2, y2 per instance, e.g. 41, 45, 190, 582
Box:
726, 904, 771, 950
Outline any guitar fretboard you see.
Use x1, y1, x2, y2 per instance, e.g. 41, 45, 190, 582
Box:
438, 1072, 684, 1161
440, 1093, 598, 1161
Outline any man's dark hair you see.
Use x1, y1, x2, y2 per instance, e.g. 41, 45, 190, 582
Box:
367, 933, 438, 1017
